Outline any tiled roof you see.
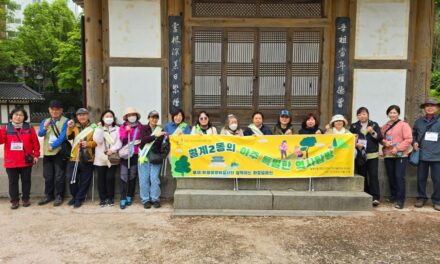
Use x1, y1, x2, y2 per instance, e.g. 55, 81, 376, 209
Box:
0, 82, 44, 102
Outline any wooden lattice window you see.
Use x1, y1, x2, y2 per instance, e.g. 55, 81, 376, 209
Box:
192, 28, 322, 124
192, 0, 323, 18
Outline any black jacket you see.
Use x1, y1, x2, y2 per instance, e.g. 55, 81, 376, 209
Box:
243, 124, 273, 136
139, 124, 164, 154
298, 127, 324, 135
349, 120, 382, 154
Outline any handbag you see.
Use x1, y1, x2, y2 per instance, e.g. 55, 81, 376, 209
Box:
119, 127, 138, 160
50, 122, 72, 160
104, 137, 120, 165
409, 150, 420, 167
148, 151, 163, 164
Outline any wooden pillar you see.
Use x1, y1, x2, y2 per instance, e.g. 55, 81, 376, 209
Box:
409, 0, 435, 123
84, 0, 103, 121
327, 0, 350, 122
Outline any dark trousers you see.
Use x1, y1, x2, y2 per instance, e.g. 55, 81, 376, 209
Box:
355, 158, 380, 200
120, 163, 137, 200
67, 161, 94, 202
417, 160, 440, 204
7, 166, 32, 202
43, 154, 67, 199
120, 178, 136, 201
96, 165, 117, 201
384, 157, 408, 204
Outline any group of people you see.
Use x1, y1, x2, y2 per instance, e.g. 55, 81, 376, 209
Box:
1, 98, 439, 211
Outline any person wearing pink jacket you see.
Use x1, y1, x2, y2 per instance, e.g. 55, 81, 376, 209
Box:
381, 105, 413, 209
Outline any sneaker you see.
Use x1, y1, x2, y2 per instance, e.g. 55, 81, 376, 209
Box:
143, 201, 152, 209
153, 201, 161, 208
67, 198, 75, 206
22, 200, 31, 207
107, 199, 114, 207
120, 200, 127, 210
38, 196, 53, 206
394, 203, 404, 209
126, 196, 132, 206
53, 196, 63, 206
414, 199, 427, 208
73, 200, 82, 208
99, 200, 106, 207
11, 201, 19, 210
372, 200, 380, 207
434, 204, 440, 211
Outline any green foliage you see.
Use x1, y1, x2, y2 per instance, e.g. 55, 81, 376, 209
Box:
53, 21, 82, 91
175, 156, 191, 176
12, 0, 77, 89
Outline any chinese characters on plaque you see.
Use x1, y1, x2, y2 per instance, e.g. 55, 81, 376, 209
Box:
333, 17, 350, 115
169, 16, 183, 113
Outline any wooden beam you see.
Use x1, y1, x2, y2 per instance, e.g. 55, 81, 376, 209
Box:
353, 60, 411, 69
84, 0, 103, 121
188, 18, 330, 28
107, 58, 166, 67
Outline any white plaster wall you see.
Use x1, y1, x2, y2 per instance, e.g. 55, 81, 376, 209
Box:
352, 69, 407, 126
108, 0, 161, 58
23, 104, 30, 121
355, 0, 410, 60
109, 67, 162, 125
1, 105, 8, 123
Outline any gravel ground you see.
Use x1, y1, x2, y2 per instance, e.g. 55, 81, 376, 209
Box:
0, 199, 439, 264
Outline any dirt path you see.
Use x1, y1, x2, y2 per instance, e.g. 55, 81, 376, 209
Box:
0, 199, 439, 264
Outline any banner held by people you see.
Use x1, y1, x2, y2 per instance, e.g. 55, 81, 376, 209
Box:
170, 135, 355, 178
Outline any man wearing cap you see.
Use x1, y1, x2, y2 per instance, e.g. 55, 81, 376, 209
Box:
413, 98, 440, 211
66, 108, 97, 208
37, 100, 70, 206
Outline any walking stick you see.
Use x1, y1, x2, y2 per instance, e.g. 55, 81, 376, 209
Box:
126, 128, 132, 202
70, 144, 81, 184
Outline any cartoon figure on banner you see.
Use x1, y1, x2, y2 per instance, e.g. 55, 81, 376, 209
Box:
279, 140, 288, 160
295, 146, 304, 159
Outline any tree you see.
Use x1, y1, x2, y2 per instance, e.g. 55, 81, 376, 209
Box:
0, 38, 27, 81
299, 137, 317, 159
52, 20, 82, 91
174, 156, 191, 176
15, 0, 76, 89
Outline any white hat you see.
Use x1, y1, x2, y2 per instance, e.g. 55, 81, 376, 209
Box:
123, 107, 141, 121
330, 114, 347, 127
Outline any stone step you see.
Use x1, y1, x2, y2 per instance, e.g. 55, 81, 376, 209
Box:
272, 191, 372, 211
173, 189, 372, 212
173, 209, 374, 217
176, 176, 364, 192
174, 189, 273, 210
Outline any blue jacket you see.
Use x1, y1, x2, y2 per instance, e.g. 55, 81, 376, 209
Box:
164, 122, 191, 135
413, 115, 440, 162
38, 117, 69, 149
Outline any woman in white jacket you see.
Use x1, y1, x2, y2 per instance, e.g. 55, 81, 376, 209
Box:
93, 110, 122, 207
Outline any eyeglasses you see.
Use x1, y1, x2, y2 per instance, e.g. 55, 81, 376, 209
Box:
199, 116, 208, 120
13, 113, 24, 117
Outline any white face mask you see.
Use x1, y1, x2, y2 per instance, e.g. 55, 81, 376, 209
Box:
127, 116, 137, 123
103, 117, 114, 125
229, 123, 238, 131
